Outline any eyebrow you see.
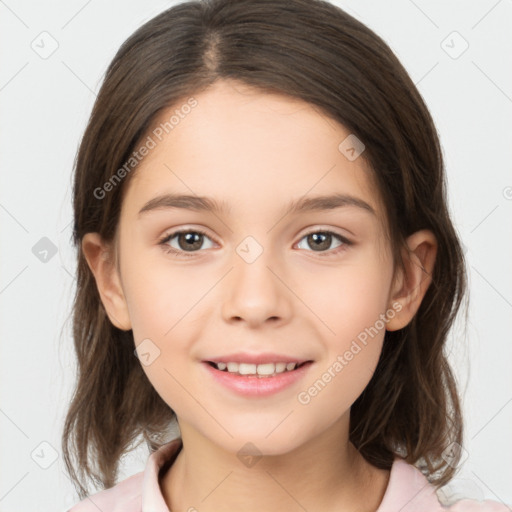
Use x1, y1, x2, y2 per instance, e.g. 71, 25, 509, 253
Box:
137, 192, 376, 218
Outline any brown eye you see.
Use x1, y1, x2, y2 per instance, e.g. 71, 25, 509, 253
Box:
176, 231, 204, 251
159, 228, 215, 257
306, 232, 332, 251
296, 230, 351, 255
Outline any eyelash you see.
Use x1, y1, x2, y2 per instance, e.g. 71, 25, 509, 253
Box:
158, 228, 352, 259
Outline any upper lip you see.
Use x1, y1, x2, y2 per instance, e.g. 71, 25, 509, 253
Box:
204, 352, 312, 365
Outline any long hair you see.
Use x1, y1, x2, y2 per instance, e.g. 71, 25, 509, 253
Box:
62, 0, 467, 499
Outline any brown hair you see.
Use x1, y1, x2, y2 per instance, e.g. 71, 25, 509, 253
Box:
62, 0, 468, 499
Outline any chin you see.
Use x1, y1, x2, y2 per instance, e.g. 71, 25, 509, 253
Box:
209, 422, 311, 458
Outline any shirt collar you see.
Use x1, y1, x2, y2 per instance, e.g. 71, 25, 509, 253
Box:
141, 439, 441, 512
142, 438, 182, 512
376, 457, 442, 511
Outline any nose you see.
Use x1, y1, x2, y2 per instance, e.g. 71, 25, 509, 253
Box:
221, 245, 293, 328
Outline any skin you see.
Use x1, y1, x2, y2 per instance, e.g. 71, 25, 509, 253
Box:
82, 79, 437, 512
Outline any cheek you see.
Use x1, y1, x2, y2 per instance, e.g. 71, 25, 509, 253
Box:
122, 254, 209, 407
306, 256, 392, 342
297, 291, 388, 422
297, 256, 392, 403
122, 247, 205, 337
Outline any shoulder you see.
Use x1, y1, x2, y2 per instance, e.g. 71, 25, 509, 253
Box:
65, 438, 182, 512
378, 457, 511, 512
440, 498, 512, 511
66, 471, 144, 512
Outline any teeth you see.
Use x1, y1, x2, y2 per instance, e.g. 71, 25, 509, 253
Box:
257, 363, 275, 375
212, 361, 301, 376
227, 362, 239, 372
239, 363, 256, 375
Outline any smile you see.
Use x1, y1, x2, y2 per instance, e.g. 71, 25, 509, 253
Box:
207, 361, 309, 377
202, 360, 314, 397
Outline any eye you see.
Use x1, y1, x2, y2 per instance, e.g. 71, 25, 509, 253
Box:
158, 228, 216, 258
296, 230, 352, 256
158, 227, 352, 259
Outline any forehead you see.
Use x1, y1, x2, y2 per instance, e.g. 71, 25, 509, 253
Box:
122, 79, 383, 221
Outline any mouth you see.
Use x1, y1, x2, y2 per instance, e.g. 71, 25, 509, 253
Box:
201, 351, 315, 396
201, 356, 314, 397
205, 360, 312, 378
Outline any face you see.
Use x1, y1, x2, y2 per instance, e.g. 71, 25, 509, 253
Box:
108, 79, 400, 455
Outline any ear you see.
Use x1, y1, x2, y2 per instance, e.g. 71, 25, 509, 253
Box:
385, 229, 437, 331
81, 232, 132, 331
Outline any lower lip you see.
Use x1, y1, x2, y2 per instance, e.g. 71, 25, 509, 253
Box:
202, 361, 313, 397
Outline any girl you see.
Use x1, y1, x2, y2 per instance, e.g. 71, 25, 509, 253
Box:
63, 0, 510, 511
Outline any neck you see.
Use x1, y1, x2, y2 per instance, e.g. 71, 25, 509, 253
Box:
160, 416, 390, 512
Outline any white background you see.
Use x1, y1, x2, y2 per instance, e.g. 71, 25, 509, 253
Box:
0, 0, 511, 510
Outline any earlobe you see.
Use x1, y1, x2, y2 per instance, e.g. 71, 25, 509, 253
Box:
81, 232, 132, 331
385, 230, 437, 331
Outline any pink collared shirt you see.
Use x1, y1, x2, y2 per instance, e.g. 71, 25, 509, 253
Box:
67, 439, 510, 511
